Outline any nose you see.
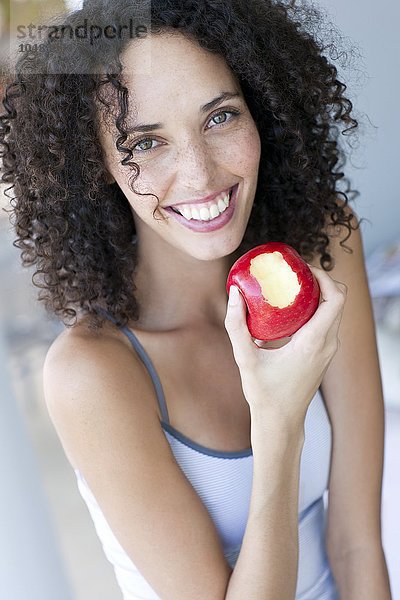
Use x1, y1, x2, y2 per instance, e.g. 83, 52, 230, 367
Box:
174, 136, 218, 194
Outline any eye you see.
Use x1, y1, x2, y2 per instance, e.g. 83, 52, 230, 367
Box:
131, 138, 160, 153
207, 109, 241, 129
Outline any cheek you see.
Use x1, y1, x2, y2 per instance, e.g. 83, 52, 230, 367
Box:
222, 124, 261, 174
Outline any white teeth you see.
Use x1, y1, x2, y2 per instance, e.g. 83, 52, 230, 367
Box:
181, 207, 192, 220
209, 204, 220, 219
191, 207, 200, 220
174, 191, 231, 221
199, 207, 211, 220
218, 198, 227, 212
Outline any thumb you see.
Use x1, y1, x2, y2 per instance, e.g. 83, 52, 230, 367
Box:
224, 285, 256, 367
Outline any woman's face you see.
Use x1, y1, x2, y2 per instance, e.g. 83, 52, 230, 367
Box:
98, 31, 261, 262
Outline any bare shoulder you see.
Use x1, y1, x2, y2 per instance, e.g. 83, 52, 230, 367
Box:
45, 314, 135, 363
42, 316, 232, 599
44, 317, 144, 402
43, 316, 159, 469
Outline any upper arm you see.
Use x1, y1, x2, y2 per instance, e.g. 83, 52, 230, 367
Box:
311, 203, 386, 558
43, 329, 232, 600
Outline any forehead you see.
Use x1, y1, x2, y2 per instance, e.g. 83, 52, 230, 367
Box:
120, 32, 239, 104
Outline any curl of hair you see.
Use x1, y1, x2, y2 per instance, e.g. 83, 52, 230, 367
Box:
0, 0, 362, 330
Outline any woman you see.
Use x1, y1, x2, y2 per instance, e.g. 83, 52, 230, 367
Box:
0, 0, 391, 598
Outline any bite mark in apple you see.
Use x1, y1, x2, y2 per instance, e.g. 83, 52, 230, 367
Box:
249, 251, 301, 308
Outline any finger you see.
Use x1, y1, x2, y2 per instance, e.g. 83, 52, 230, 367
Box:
224, 285, 256, 366
307, 264, 347, 302
253, 336, 292, 349
293, 265, 346, 338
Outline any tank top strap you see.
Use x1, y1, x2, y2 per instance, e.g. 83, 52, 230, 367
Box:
96, 308, 170, 424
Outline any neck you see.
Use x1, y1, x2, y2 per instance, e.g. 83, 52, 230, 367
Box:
132, 232, 242, 333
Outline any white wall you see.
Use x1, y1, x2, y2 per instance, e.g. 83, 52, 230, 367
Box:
315, 0, 400, 256
0, 333, 72, 600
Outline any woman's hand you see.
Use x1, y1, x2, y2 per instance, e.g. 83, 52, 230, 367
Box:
224, 264, 347, 425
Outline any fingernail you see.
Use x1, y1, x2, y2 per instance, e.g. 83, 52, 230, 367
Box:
228, 285, 240, 306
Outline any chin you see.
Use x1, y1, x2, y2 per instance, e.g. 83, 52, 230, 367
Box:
179, 241, 235, 262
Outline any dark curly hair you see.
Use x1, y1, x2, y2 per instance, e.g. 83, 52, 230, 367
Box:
0, 0, 362, 330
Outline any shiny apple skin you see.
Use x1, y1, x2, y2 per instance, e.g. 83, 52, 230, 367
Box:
226, 242, 321, 341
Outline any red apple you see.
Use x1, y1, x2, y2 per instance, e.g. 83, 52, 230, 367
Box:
226, 242, 321, 341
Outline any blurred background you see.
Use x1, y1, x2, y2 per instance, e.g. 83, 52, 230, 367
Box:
1, 0, 399, 599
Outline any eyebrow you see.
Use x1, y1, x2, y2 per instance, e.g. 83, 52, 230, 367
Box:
126, 91, 241, 134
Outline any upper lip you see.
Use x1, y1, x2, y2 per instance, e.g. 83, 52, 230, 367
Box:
166, 185, 234, 208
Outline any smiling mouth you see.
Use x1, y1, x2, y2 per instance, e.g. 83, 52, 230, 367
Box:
169, 187, 233, 219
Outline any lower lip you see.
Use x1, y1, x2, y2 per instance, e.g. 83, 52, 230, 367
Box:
164, 184, 239, 233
